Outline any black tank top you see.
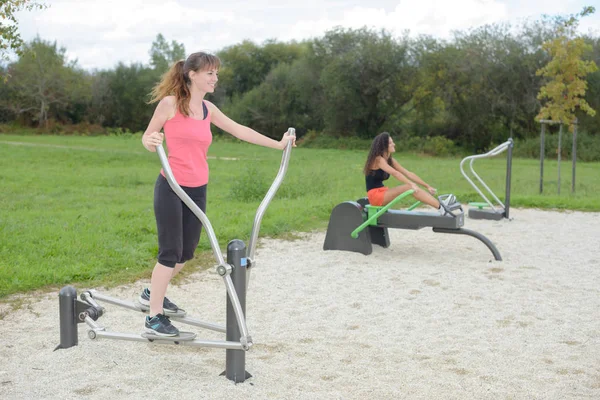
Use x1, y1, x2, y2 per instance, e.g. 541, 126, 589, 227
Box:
365, 169, 390, 191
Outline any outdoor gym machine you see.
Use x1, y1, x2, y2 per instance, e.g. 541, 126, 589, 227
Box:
55, 128, 295, 383
323, 191, 502, 260
460, 138, 513, 220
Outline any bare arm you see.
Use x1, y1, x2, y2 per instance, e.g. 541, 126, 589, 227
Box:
206, 100, 292, 150
376, 157, 418, 191
391, 158, 436, 194
141, 96, 176, 152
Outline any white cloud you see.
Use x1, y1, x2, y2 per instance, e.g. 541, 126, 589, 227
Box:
282, 0, 508, 41
13, 0, 600, 70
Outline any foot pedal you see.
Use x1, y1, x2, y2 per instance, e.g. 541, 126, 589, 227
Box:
447, 202, 463, 211
135, 301, 187, 317
469, 202, 491, 209
142, 331, 196, 342
438, 194, 463, 216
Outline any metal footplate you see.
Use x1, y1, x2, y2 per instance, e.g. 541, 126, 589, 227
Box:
141, 331, 197, 342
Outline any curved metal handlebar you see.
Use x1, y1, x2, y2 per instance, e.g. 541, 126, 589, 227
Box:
156, 127, 295, 268
247, 127, 296, 262
156, 145, 226, 266
460, 139, 513, 211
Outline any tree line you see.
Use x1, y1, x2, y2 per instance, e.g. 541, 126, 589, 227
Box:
0, 15, 599, 152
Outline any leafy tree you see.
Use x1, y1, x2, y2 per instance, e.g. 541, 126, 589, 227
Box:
577, 35, 600, 133
99, 62, 156, 131
0, 0, 46, 62
536, 6, 598, 129
0, 36, 88, 127
222, 58, 322, 137
216, 39, 306, 102
309, 27, 415, 138
149, 33, 185, 74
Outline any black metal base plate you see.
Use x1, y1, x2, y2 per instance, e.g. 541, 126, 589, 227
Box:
468, 208, 505, 220
220, 370, 253, 382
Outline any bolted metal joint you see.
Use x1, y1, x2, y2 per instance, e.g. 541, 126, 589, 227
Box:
80, 290, 93, 301
216, 263, 232, 277
79, 305, 103, 322
240, 335, 253, 351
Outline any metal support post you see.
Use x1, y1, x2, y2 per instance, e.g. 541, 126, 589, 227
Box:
572, 119, 577, 193
557, 124, 562, 195
55, 286, 78, 350
223, 239, 251, 383
540, 124, 545, 194
504, 139, 513, 218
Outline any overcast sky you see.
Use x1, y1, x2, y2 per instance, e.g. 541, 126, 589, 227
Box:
14, 0, 600, 70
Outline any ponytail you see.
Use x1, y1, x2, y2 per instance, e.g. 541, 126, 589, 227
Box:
148, 60, 192, 116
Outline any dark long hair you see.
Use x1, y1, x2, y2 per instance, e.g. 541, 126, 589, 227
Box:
148, 52, 221, 116
363, 132, 393, 175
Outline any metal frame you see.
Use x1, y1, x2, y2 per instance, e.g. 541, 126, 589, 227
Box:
460, 139, 513, 220
56, 128, 296, 384
323, 199, 502, 261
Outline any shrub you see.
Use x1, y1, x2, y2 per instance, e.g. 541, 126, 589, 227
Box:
514, 131, 600, 162
229, 166, 271, 202
421, 136, 459, 157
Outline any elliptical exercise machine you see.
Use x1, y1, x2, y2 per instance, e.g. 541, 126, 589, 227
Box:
56, 128, 295, 383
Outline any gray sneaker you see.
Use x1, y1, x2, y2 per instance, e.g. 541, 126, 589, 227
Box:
440, 194, 457, 207
145, 313, 179, 337
138, 288, 185, 315
438, 194, 457, 216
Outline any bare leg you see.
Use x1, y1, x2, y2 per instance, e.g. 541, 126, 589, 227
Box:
149, 262, 185, 316
172, 262, 185, 277
383, 184, 440, 209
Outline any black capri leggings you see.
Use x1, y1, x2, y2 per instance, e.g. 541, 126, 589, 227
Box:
154, 174, 207, 268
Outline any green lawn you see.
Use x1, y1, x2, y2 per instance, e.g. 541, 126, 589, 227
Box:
1, 133, 599, 299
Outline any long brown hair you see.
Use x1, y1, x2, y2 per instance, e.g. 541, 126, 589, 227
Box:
363, 132, 393, 175
148, 52, 221, 117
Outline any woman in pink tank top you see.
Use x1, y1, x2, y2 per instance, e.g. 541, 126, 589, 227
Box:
138, 52, 296, 337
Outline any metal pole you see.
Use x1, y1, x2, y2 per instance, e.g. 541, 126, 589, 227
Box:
246, 127, 295, 291
224, 239, 251, 383
247, 128, 295, 262
157, 145, 226, 266
540, 124, 545, 194
572, 119, 577, 193
504, 139, 513, 219
558, 124, 562, 195
55, 286, 78, 350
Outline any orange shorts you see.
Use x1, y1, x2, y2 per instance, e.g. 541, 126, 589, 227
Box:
367, 187, 388, 206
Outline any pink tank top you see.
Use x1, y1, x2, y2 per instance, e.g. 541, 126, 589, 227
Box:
161, 104, 212, 187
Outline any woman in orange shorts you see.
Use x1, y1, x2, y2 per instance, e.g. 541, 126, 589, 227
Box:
364, 132, 454, 215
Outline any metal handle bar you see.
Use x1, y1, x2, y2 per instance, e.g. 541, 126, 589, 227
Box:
247, 127, 296, 262
460, 139, 512, 211
156, 145, 226, 265
158, 144, 250, 341
351, 190, 415, 238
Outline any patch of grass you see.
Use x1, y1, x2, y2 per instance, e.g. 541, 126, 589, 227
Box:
1, 133, 599, 299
